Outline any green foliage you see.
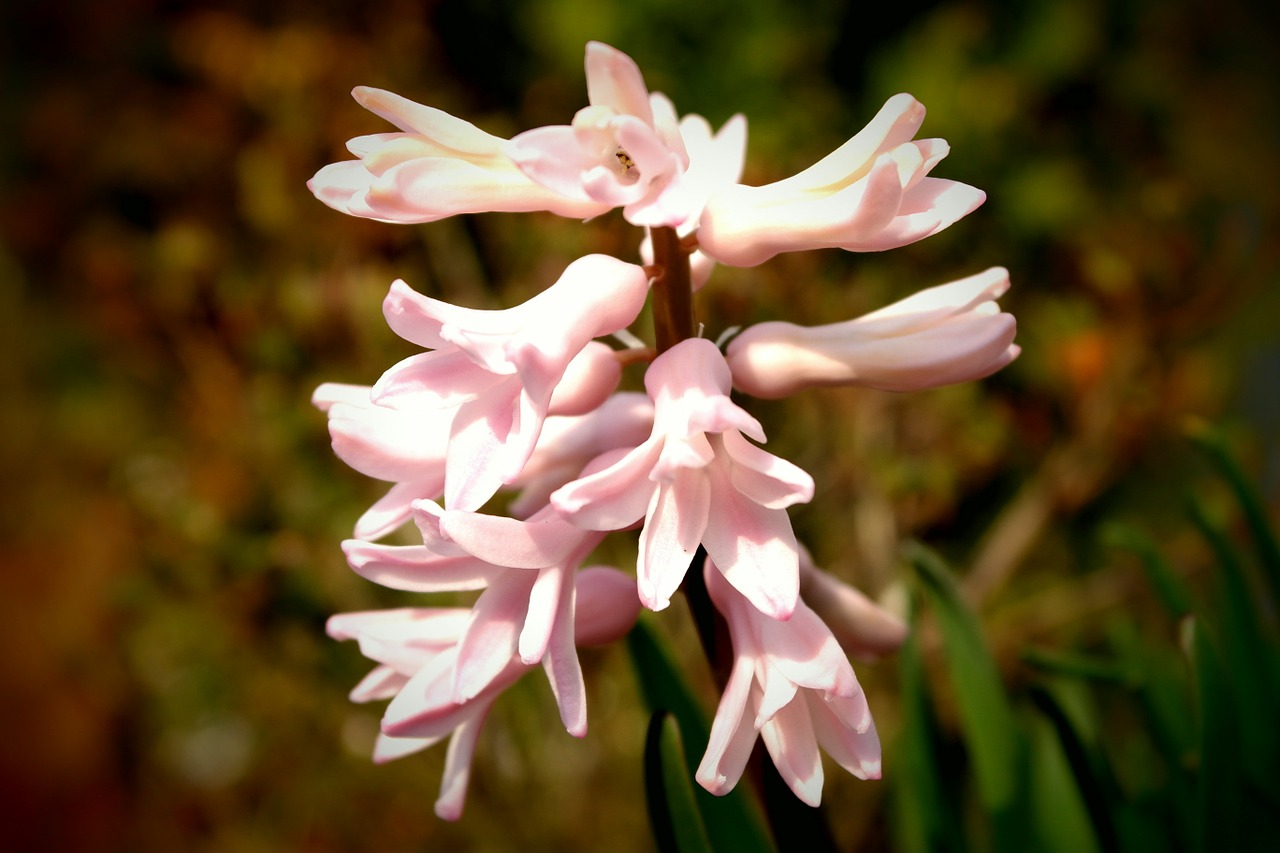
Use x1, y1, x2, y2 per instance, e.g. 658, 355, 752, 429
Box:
644, 712, 714, 853
892, 431, 1280, 851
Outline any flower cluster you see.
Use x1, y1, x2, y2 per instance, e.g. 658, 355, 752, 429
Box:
310, 42, 1016, 818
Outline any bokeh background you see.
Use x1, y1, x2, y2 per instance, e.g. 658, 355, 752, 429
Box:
3, 0, 1277, 850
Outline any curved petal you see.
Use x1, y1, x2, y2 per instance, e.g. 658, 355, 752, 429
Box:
453, 573, 534, 701
721, 431, 815, 509
809, 692, 881, 780
371, 350, 503, 410
759, 697, 824, 807
354, 480, 442, 540
433, 701, 494, 821
439, 507, 592, 569
585, 41, 653, 124
327, 402, 451, 482
637, 470, 709, 611
519, 564, 565, 664
542, 577, 587, 737
372, 732, 440, 764
840, 177, 986, 252
695, 652, 759, 795
341, 540, 499, 592
702, 459, 801, 620
444, 392, 518, 511
551, 440, 662, 530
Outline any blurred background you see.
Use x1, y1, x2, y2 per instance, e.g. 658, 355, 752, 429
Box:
2, 0, 1277, 850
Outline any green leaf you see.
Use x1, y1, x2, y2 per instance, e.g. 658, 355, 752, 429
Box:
907, 541, 1026, 851
1102, 523, 1195, 619
1182, 617, 1243, 852
1026, 684, 1112, 853
892, 589, 963, 853
627, 618, 774, 853
1187, 497, 1280, 784
1186, 421, 1280, 599
645, 712, 714, 853
1021, 646, 1142, 686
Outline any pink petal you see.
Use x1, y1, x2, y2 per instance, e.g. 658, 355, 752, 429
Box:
551, 440, 663, 531
759, 697, 824, 807
519, 564, 565, 664
439, 506, 594, 569
584, 42, 654, 123
349, 665, 408, 703
452, 572, 533, 701
701, 461, 800, 620
308, 160, 376, 214
721, 431, 814, 510
696, 654, 760, 795
505, 125, 595, 201
848, 178, 986, 252
756, 602, 861, 698
782, 93, 926, 193
354, 480, 442, 541
380, 279, 516, 354
341, 540, 499, 592
353, 86, 503, 147
809, 692, 881, 780
542, 579, 587, 737
372, 732, 440, 764
327, 402, 451, 482
444, 392, 517, 511
311, 382, 371, 412
433, 701, 495, 821
371, 350, 502, 410
637, 470, 710, 611
368, 154, 610, 221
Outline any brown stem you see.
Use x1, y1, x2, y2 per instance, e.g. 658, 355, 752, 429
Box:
648, 226, 694, 353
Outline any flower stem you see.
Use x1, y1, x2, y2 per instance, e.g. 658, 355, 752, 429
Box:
649, 226, 694, 353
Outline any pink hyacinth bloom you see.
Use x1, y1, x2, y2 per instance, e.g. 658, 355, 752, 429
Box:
696, 560, 881, 807
508, 42, 743, 229
371, 254, 649, 510
344, 495, 615, 737
698, 94, 986, 267
726, 267, 1019, 399
328, 566, 639, 820
312, 382, 450, 540
552, 337, 814, 619
307, 86, 610, 224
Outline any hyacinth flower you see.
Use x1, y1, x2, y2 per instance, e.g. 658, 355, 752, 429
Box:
552, 337, 814, 619
696, 560, 882, 807
726, 266, 1018, 399
698, 93, 986, 267
508, 42, 745, 229
342, 497, 615, 738
371, 253, 649, 510
328, 566, 640, 820
307, 86, 611, 223
307, 37, 1020, 830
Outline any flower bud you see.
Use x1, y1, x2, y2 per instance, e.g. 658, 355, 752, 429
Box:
727, 267, 1018, 398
